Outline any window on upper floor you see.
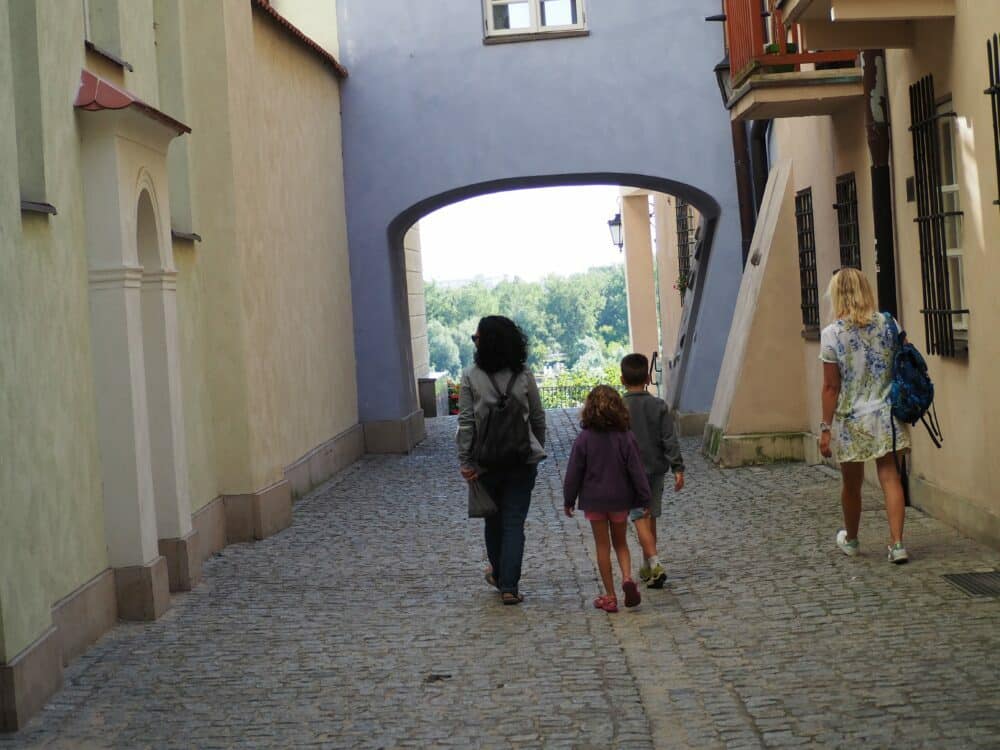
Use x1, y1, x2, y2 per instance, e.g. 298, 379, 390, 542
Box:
988, 33, 1000, 208
795, 188, 820, 337
834, 173, 861, 270
483, 0, 587, 41
909, 75, 967, 357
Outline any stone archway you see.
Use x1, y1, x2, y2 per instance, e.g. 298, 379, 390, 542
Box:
386, 172, 722, 429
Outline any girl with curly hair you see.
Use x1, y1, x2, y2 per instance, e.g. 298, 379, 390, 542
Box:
563, 385, 652, 612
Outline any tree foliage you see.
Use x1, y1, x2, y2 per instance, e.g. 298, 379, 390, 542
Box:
425, 265, 630, 377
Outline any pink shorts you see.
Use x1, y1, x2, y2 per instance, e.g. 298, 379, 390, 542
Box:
584, 510, 629, 523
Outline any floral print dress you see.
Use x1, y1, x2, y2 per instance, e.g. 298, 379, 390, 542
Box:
819, 313, 909, 463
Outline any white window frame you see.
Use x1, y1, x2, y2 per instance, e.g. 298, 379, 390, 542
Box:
82, 0, 92, 40
938, 100, 968, 334
483, 0, 587, 41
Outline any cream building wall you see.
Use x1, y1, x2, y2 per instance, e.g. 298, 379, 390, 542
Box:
1, 0, 111, 666
706, 102, 876, 466
621, 190, 660, 363
885, 3, 1000, 546
233, 7, 358, 493
654, 193, 682, 369
1, 0, 360, 727
405, 225, 431, 380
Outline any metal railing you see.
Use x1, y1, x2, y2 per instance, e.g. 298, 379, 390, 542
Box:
537, 385, 626, 409
723, 0, 858, 89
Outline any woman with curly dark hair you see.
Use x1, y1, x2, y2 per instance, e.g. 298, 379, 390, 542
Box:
457, 316, 547, 605
563, 385, 651, 612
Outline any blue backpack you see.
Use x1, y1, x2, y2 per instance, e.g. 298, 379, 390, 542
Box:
883, 312, 942, 450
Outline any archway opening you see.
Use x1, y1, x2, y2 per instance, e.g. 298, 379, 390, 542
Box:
389, 174, 716, 414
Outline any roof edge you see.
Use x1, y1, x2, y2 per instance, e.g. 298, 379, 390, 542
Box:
251, 0, 349, 79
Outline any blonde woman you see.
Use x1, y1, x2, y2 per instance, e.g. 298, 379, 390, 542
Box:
819, 268, 910, 563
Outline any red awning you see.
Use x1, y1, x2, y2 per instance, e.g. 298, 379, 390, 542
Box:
74, 69, 191, 134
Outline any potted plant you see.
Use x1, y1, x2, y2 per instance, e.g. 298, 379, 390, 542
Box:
762, 41, 798, 74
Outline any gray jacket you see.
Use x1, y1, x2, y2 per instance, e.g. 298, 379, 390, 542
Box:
456, 365, 547, 471
623, 391, 685, 475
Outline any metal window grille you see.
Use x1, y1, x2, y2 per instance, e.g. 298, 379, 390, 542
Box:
987, 33, 1000, 207
909, 75, 966, 357
676, 200, 695, 279
834, 173, 861, 269
795, 189, 819, 330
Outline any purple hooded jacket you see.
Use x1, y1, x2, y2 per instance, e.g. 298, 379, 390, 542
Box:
563, 428, 652, 513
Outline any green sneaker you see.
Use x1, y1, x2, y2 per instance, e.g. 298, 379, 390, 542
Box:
647, 563, 667, 589
638, 564, 652, 583
887, 542, 909, 564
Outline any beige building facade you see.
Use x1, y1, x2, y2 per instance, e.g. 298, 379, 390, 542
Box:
621, 188, 701, 415
1, 0, 362, 729
708, 1, 1000, 550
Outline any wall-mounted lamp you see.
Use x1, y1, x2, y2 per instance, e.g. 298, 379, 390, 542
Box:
713, 54, 733, 108
607, 212, 623, 252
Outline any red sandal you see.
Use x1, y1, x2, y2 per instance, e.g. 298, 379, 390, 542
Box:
622, 579, 641, 608
593, 595, 619, 613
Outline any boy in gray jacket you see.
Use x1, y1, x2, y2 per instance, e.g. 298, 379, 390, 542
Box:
620, 353, 685, 588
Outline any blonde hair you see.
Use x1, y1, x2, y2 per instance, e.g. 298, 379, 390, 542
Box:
827, 267, 876, 327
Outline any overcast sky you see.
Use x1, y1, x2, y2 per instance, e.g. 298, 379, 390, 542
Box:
419, 185, 624, 283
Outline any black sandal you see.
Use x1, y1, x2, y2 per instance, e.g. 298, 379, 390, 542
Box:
501, 592, 524, 605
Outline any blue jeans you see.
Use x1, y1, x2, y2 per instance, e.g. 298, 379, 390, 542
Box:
480, 463, 538, 595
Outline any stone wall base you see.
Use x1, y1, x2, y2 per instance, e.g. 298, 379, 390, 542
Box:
51, 568, 117, 666
0, 628, 62, 732
703, 425, 809, 467
223, 480, 293, 543
192, 495, 227, 563
158, 530, 202, 592
284, 423, 365, 500
114, 556, 171, 621
911, 475, 1000, 552
674, 410, 709, 438
363, 409, 425, 454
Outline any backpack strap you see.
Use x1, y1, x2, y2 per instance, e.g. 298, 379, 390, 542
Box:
883, 311, 902, 348
485, 370, 520, 405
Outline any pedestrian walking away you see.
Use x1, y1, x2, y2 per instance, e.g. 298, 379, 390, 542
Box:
620, 353, 685, 588
457, 315, 547, 605
819, 267, 911, 563
563, 385, 651, 613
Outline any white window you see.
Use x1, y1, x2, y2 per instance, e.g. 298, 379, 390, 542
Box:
938, 100, 968, 335
483, 0, 586, 39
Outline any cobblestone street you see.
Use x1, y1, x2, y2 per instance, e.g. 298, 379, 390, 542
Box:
4, 410, 999, 749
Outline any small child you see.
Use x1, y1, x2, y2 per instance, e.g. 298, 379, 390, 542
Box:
620, 353, 685, 588
563, 385, 652, 613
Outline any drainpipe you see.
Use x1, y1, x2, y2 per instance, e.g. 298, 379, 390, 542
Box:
749, 120, 771, 214
863, 49, 898, 319
731, 120, 756, 267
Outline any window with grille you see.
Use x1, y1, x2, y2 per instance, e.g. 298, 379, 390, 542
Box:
834, 173, 861, 269
795, 188, 819, 333
909, 75, 968, 357
987, 33, 1000, 207
483, 0, 586, 39
675, 200, 695, 281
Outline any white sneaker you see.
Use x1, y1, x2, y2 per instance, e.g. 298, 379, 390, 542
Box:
887, 542, 909, 564
836, 529, 860, 557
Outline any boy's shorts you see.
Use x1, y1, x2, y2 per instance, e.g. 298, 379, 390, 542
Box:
629, 473, 665, 522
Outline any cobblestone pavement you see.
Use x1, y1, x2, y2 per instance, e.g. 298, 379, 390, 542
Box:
4, 410, 999, 749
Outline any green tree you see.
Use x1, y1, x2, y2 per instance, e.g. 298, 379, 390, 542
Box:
428, 319, 460, 374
